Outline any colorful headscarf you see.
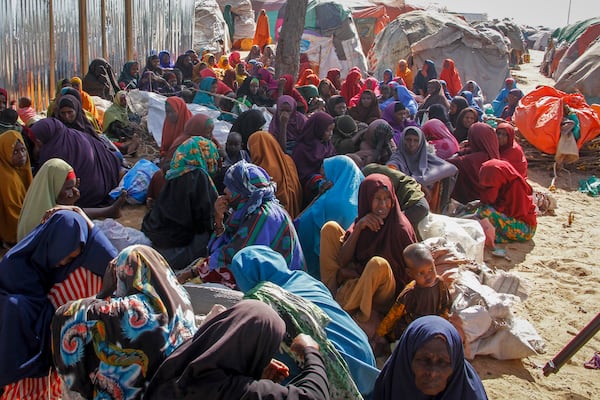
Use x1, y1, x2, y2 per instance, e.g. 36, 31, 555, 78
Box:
166, 136, 220, 180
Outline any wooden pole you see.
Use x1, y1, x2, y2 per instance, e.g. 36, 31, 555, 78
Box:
48, 0, 56, 101
101, 0, 108, 60
79, 0, 89, 74
125, 0, 134, 61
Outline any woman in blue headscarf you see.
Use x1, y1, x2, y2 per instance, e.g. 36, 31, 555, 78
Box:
459, 90, 483, 119
379, 82, 418, 118
0, 209, 116, 399
193, 76, 219, 110
229, 245, 380, 398
374, 315, 488, 399
182, 160, 305, 288
294, 155, 364, 279
158, 50, 174, 69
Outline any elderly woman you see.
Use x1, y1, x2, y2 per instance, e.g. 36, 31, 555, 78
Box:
181, 161, 305, 288
388, 126, 458, 213
82, 58, 120, 100
30, 118, 121, 208
0, 131, 31, 247
51, 245, 197, 399
102, 90, 140, 156
374, 316, 488, 399
229, 246, 380, 397
144, 300, 329, 399
295, 155, 364, 278
320, 174, 417, 347
0, 210, 116, 399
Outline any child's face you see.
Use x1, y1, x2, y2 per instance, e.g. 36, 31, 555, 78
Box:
406, 259, 437, 288
226, 135, 242, 158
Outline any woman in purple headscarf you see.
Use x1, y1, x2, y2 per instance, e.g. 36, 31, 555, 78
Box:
381, 101, 419, 145
268, 95, 307, 154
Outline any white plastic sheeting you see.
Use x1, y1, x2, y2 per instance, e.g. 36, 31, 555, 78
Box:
217, 0, 256, 41
194, 0, 231, 53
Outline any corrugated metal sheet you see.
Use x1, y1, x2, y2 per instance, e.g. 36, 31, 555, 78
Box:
0, 0, 195, 111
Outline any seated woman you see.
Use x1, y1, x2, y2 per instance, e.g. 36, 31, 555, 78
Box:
142, 144, 219, 270
452, 107, 479, 143
269, 95, 307, 154
346, 119, 394, 169
230, 246, 380, 397
426, 103, 453, 131
492, 77, 516, 117
382, 101, 418, 145
0, 131, 32, 247
460, 80, 485, 110
51, 245, 197, 399
320, 174, 417, 344
477, 159, 537, 243
295, 155, 364, 278
102, 90, 140, 156
82, 58, 120, 100
421, 118, 460, 160
348, 77, 380, 108
388, 126, 458, 214
55, 93, 100, 138
70, 76, 101, 124
416, 80, 450, 123
362, 164, 429, 231
447, 122, 500, 204
230, 108, 267, 150
0, 210, 116, 399
497, 122, 527, 178
459, 90, 483, 119
247, 131, 303, 218
374, 316, 488, 399
291, 111, 336, 204
30, 118, 121, 208
274, 74, 309, 114
326, 95, 348, 117
144, 300, 329, 399
439, 59, 463, 97
500, 88, 524, 121
340, 69, 362, 104
180, 161, 305, 287
118, 60, 140, 89
237, 76, 273, 109
193, 76, 220, 110
412, 60, 437, 97
331, 115, 362, 155
17, 158, 125, 241
448, 95, 469, 130
348, 89, 381, 124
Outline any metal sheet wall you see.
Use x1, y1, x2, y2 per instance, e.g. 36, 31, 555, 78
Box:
0, 0, 194, 111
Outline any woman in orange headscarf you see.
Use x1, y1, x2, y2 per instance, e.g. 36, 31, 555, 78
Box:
253, 9, 272, 51
395, 59, 413, 91
439, 58, 463, 97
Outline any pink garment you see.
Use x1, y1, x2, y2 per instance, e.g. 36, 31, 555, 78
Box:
17, 106, 37, 125
421, 119, 459, 159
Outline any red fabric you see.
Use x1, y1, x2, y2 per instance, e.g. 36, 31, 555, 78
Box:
349, 77, 380, 107
65, 169, 76, 182
497, 123, 528, 178
340, 70, 362, 103
326, 69, 342, 90
513, 85, 600, 154
479, 159, 537, 227
439, 59, 463, 97
160, 97, 192, 156
297, 68, 314, 86
278, 74, 308, 114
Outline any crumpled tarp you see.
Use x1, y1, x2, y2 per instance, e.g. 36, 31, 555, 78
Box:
513, 86, 600, 155
554, 39, 600, 106
578, 176, 600, 197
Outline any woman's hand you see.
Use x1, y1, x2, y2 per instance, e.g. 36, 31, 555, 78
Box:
261, 359, 290, 382
356, 213, 385, 232
290, 334, 320, 361
96, 259, 117, 299
214, 195, 229, 224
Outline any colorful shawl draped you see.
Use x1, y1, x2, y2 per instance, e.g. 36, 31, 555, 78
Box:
166, 136, 220, 180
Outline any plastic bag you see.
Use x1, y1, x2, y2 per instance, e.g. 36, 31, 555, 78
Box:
555, 119, 579, 165
93, 219, 152, 252
109, 159, 159, 204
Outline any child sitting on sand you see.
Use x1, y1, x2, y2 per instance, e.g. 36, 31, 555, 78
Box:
376, 242, 452, 342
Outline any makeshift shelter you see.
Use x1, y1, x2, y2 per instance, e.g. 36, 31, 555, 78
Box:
368, 11, 509, 100
194, 0, 230, 54
553, 23, 600, 79
525, 28, 552, 51
475, 19, 527, 65
513, 86, 600, 155
555, 39, 600, 105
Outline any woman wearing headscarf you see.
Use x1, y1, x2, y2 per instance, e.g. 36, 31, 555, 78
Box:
276, 74, 309, 114
395, 59, 414, 91
144, 300, 329, 400
174, 53, 194, 81
159, 50, 174, 69
237, 76, 272, 108
500, 88, 524, 121
248, 131, 303, 218
0, 210, 116, 400
55, 93, 100, 138
340, 69, 363, 104
388, 126, 458, 213
459, 90, 483, 118
82, 58, 120, 100
51, 245, 197, 400
460, 80, 485, 110
381, 82, 418, 118
228, 51, 241, 68
320, 174, 417, 348
331, 115, 362, 154
295, 155, 363, 278
452, 107, 479, 143
318, 78, 337, 103
70, 76, 101, 125
412, 59, 437, 97
326, 95, 348, 117
223, 4, 235, 41
269, 95, 307, 154
382, 101, 419, 144
497, 122, 527, 178
349, 77, 380, 108
30, 118, 121, 208
492, 77, 517, 117
448, 122, 500, 204
439, 58, 463, 97
183, 161, 304, 287
253, 9, 272, 50
346, 119, 394, 168
362, 164, 429, 230
230, 246, 380, 398
374, 315, 488, 399
326, 68, 342, 91
348, 89, 381, 124
448, 95, 470, 130
160, 96, 192, 158
231, 108, 268, 149
426, 103, 453, 131
477, 159, 536, 243
245, 45, 262, 63
380, 69, 395, 86
260, 44, 276, 68
417, 80, 450, 120
421, 118, 460, 159
192, 76, 220, 110
102, 91, 140, 156
118, 60, 140, 89
292, 112, 336, 201
0, 131, 32, 246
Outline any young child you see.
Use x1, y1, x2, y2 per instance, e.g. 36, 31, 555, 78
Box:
223, 131, 251, 169
376, 242, 452, 342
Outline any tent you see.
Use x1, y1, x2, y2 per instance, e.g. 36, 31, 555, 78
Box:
553, 23, 600, 79
194, 0, 231, 53
475, 19, 526, 65
555, 39, 600, 105
368, 11, 509, 100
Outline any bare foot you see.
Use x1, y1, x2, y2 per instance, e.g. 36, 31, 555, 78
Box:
105, 190, 127, 219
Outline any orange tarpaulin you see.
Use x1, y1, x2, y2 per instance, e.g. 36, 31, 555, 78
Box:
513, 86, 600, 154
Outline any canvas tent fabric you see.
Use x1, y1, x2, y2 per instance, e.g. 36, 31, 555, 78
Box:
194, 0, 231, 53
475, 19, 526, 65
368, 11, 509, 100
554, 39, 600, 105
513, 86, 600, 155
553, 24, 600, 79
217, 0, 256, 41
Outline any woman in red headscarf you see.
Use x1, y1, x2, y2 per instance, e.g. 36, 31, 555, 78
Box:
326, 69, 342, 91
439, 58, 463, 97
340, 69, 362, 103
275, 74, 309, 114
496, 122, 527, 178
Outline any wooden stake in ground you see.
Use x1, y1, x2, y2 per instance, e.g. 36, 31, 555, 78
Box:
275, 0, 308, 80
